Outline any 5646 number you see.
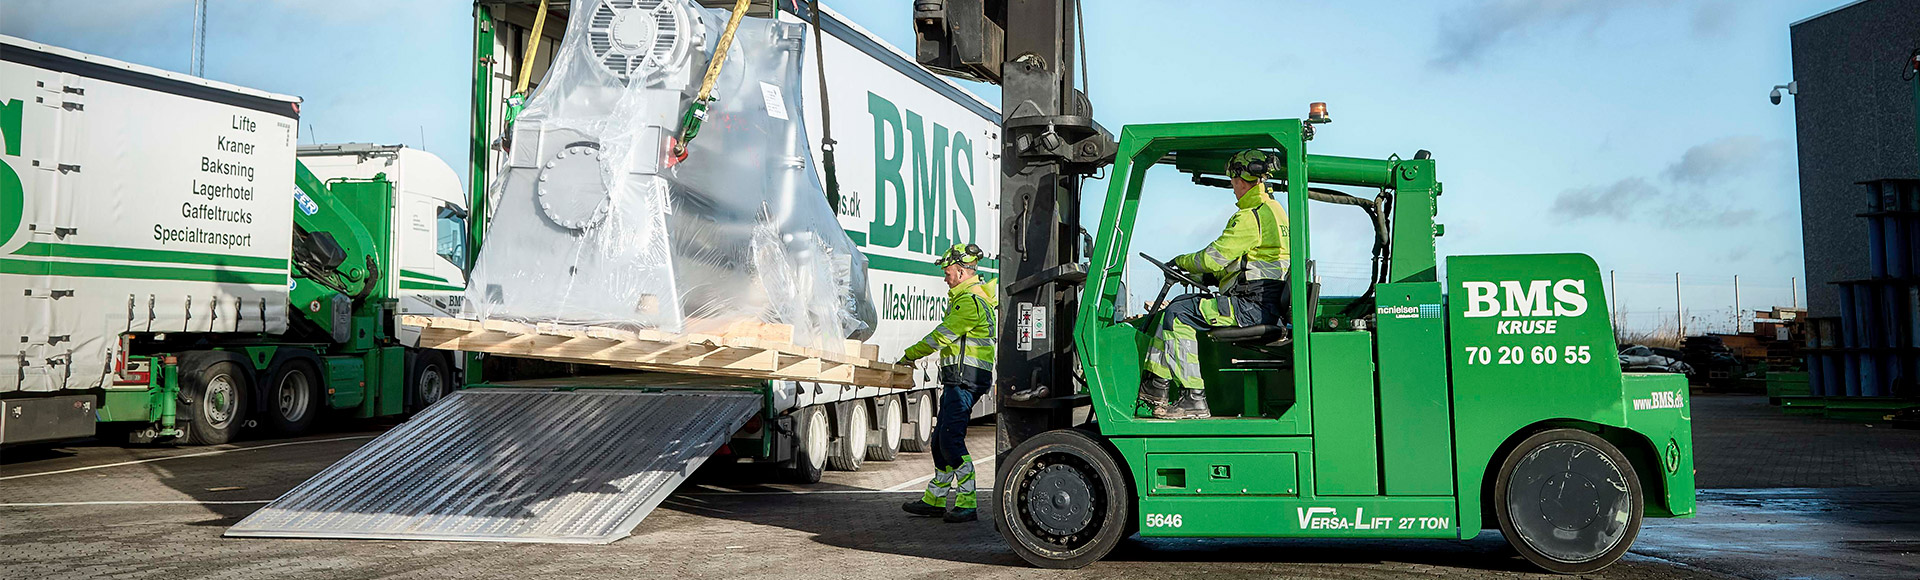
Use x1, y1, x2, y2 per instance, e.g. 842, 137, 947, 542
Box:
1461, 345, 1592, 366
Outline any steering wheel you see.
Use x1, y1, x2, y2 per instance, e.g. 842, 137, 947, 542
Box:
1140, 253, 1209, 316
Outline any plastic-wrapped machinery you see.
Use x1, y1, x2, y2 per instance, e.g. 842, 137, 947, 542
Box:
468, 0, 876, 347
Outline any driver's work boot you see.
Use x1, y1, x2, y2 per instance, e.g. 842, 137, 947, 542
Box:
1138, 375, 1172, 416
1154, 388, 1212, 419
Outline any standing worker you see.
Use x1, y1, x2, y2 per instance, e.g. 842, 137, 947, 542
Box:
897, 243, 997, 523
1140, 149, 1291, 419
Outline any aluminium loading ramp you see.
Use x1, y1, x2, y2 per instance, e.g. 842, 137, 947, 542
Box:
227, 388, 759, 543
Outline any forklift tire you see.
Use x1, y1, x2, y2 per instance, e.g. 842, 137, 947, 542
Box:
264, 360, 322, 435
406, 351, 453, 414
996, 429, 1132, 569
785, 406, 829, 483
865, 395, 902, 461
1493, 428, 1643, 574
181, 359, 250, 446
828, 402, 869, 471
900, 390, 935, 453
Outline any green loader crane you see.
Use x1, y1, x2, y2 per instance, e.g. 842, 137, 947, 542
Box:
911, 3, 1695, 574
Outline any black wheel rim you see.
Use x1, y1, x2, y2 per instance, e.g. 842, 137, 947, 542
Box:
1506, 440, 1634, 563
1012, 448, 1107, 555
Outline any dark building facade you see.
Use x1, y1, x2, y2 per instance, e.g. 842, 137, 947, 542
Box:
1791, 0, 1920, 317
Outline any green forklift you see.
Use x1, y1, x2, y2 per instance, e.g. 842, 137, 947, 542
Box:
986, 118, 1695, 573
912, 3, 1694, 573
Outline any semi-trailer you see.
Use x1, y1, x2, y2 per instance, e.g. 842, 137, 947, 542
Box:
0, 34, 472, 446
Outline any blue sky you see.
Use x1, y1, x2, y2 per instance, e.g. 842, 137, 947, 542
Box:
2, 0, 1842, 333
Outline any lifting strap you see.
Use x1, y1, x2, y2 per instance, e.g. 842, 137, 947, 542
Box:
810, 0, 841, 213
672, 0, 752, 160
513, 0, 549, 97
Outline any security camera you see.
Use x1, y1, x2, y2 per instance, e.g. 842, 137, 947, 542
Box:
1769, 81, 1797, 106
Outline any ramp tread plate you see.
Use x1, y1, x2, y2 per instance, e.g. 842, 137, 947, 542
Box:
227, 389, 758, 543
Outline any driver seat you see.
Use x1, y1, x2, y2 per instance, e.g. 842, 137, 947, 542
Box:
1208, 263, 1317, 352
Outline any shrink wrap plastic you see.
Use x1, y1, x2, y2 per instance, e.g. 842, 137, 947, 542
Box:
467, 0, 875, 347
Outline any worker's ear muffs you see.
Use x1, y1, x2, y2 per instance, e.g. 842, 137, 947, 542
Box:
1228, 151, 1278, 181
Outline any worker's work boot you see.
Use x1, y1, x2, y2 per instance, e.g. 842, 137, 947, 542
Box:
1137, 375, 1171, 410
944, 507, 977, 523
901, 499, 944, 517
1154, 389, 1212, 419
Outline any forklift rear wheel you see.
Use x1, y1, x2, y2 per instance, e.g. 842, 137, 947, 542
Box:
785, 406, 828, 483
996, 429, 1131, 569
182, 360, 249, 446
1493, 428, 1643, 574
265, 360, 321, 435
828, 402, 869, 471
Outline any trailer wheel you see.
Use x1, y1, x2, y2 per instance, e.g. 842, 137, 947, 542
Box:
265, 360, 322, 435
785, 406, 828, 483
900, 390, 935, 452
182, 360, 250, 445
866, 395, 903, 461
1494, 428, 1643, 574
407, 351, 453, 413
828, 402, 869, 471
997, 429, 1131, 569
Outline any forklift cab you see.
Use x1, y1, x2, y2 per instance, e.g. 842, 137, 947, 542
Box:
1083, 119, 1434, 429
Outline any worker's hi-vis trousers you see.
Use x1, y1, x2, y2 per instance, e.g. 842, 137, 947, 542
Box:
920, 370, 989, 510
1143, 293, 1276, 394
920, 455, 978, 509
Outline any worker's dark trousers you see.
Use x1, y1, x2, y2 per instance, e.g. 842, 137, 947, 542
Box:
932, 365, 991, 471
919, 365, 990, 509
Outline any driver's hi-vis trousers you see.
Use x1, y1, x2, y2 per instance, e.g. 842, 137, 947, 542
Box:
1143, 293, 1277, 393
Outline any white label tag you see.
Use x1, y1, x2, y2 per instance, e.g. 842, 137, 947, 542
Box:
1030, 305, 1047, 340
759, 82, 788, 120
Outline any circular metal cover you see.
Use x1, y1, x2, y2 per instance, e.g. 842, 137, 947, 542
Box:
1506, 439, 1635, 563
536, 145, 612, 231
1025, 463, 1095, 536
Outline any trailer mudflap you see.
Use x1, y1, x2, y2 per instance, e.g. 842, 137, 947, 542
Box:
226, 387, 758, 543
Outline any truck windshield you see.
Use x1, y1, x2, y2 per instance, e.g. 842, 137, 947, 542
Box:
436, 204, 467, 271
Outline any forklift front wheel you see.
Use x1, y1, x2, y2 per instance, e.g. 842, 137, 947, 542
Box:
996, 429, 1131, 569
1493, 428, 1643, 574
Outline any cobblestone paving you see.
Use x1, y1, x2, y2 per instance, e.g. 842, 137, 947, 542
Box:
1691, 395, 1920, 488
3, 395, 1915, 579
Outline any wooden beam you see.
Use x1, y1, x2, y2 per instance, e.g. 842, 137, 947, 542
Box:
400, 316, 911, 388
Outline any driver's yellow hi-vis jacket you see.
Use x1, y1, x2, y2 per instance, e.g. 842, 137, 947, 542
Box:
1173, 183, 1290, 292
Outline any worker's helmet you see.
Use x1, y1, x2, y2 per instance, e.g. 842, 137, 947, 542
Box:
1226, 149, 1279, 182
934, 243, 985, 268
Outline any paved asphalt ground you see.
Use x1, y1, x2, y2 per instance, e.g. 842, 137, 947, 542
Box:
2, 394, 1916, 580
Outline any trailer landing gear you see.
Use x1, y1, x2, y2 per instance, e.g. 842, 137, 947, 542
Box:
995, 429, 1132, 569
1493, 428, 1643, 574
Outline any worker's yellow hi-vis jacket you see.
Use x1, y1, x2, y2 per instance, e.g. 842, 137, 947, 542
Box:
1173, 184, 1290, 292
900, 275, 997, 378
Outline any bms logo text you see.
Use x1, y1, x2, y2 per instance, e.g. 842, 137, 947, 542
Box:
1461, 279, 1589, 318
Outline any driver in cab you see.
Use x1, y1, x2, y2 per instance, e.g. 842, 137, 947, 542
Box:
1140, 149, 1290, 419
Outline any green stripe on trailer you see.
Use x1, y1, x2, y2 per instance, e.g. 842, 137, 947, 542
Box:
400, 280, 463, 292
11, 242, 287, 270
0, 258, 287, 285
400, 269, 449, 283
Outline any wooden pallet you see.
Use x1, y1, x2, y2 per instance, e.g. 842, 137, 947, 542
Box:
401, 316, 910, 388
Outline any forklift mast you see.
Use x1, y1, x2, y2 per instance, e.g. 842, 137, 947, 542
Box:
914, 0, 1115, 452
